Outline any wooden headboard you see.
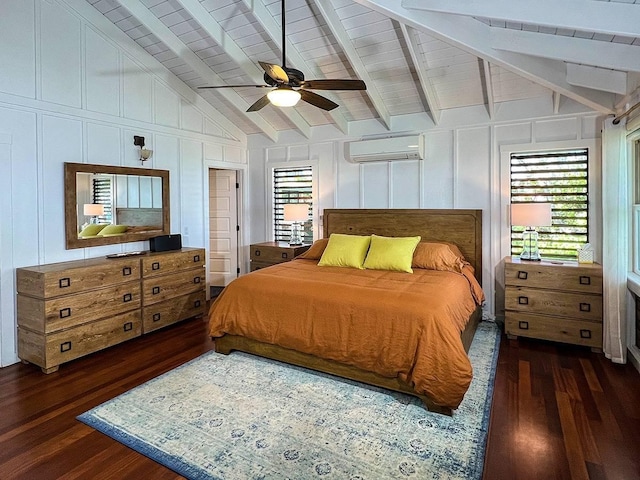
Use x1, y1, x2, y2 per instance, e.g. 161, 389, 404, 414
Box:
323, 209, 483, 284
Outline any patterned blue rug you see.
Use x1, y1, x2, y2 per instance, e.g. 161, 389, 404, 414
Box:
78, 321, 500, 479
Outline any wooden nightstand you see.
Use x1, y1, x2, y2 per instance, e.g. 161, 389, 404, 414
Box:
504, 256, 603, 350
250, 242, 311, 271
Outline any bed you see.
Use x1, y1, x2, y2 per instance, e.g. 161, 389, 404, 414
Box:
209, 209, 484, 415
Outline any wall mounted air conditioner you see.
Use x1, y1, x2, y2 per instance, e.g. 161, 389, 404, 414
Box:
346, 135, 424, 163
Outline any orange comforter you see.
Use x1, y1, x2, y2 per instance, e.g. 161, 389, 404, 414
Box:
208, 259, 484, 409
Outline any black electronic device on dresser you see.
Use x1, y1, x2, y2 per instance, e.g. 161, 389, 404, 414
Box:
150, 234, 182, 252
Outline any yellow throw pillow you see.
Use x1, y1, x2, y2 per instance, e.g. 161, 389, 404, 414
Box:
78, 224, 107, 238
318, 234, 371, 269
363, 235, 421, 273
97, 224, 128, 236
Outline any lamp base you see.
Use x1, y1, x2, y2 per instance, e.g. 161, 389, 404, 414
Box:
289, 221, 303, 246
519, 227, 541, 261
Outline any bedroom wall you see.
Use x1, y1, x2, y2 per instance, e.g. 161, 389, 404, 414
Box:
247, 103, 603, 317
0, 0, 247, 367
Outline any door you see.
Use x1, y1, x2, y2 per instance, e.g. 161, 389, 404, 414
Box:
208, 169, 239, 287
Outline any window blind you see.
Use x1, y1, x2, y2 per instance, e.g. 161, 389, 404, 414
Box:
510, 149, 589, 259
92, 176, 113, 223
273, 166, 313, 243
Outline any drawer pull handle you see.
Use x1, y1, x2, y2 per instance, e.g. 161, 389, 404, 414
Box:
281, 252, 288, 259
518, 321, 529, 330
153, 313, 161, 322
254, 250, 261, 257
123, 322, 133, 332
518, 296, 529, 305
579, 276, 591, 285
123, 267, 132, 276
193, 254, 200, 262
152, 286, 160, 295
194, 300, 201, 308
60, 341, 72, 353
580, 329, 592, 339
152, 262, 160, 271
580, 303, 591, 312
59, 308, 71, 319
517, 271, 528, 280
59, 277, 71, 288
194, 277, 201, 284
123, 293, 132, 302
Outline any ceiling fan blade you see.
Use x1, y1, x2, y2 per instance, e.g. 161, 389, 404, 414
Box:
259, 62, 289, 84
300, 79, 367, 91
299, 90, 339, 111
197, 85, 269, 89
246, 95, 271, 112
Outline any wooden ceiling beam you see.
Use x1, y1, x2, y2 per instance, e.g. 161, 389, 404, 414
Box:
402, 0, 640, 38
115, 0, 279, 141
174, 0, 312, 139
354, 0, 616, 114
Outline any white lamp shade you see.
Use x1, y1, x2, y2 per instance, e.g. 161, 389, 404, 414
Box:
267, 88, 301, 107
511, 203, 552, 227
283, 203, 309, 222
83, 203, 105, 216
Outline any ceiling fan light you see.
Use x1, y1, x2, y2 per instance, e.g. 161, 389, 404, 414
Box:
267, 88, 301, 107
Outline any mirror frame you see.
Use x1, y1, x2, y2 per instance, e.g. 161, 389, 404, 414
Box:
64, 162, 170, 249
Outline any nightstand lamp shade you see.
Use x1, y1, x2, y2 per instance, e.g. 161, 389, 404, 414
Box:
283, 203, 309, 246
83, 203, 104, 224
511, 203, 552, 261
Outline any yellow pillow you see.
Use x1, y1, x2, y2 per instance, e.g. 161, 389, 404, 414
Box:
78, 224, 107, 238
97, 224, 128, 236
318, 234, 371, 269
363, 235, 421, 273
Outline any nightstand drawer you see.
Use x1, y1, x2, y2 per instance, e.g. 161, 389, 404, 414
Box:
251, 245, 295, 263
505, 312, 602, 348
505, 286, 602, 321
505, 263, 602, 294
250, 261, 273, 272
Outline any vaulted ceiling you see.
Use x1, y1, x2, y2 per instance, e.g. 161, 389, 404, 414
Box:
88, 0, 640, 140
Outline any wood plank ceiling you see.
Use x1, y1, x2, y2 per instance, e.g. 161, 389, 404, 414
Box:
87, 0, 640, 140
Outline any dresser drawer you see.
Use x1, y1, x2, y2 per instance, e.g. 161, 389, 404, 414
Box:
17, 281, 141, 333
17, 258, 141, 298
142, 267, 205, 304
142, 249, 205, 277
505, 286, 602, 321
142, 290, 206, 333
505, 312, 602, 348
505, 262, 602, 294
18, 310, 142, 371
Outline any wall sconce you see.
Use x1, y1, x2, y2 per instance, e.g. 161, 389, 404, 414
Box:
133, 135, 153, 164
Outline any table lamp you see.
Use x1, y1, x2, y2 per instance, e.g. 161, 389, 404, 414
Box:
83, 203, 104, 224
283, 203, 309, 246
510, 203, 552, 261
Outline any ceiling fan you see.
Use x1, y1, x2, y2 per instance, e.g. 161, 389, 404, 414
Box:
197, 0, 366, 112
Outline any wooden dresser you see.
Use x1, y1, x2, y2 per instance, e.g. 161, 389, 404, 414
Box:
504, 256, 603, 350
250, 242, 310, 271
16, 248, 205, 373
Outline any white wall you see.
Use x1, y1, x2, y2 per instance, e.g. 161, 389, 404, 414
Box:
0, 0, 247, 367
248, 102, 603, 317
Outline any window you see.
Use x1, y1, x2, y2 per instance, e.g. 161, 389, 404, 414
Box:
92, 175, 113, 223
273, 166, 313, 244
510, 148, 589, 260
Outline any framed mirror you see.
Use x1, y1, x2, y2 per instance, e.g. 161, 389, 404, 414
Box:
64, 162, 170, 249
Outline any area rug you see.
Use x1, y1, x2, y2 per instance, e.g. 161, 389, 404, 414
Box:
78, 321, 500, 479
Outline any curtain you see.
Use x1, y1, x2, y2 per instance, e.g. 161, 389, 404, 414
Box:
601, 117, 627, 363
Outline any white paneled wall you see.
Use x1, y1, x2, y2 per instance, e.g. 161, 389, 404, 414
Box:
248, 108, 602, 318
0, 0, 247, 367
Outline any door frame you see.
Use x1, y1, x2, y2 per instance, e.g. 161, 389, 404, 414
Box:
203, 160, 247, 300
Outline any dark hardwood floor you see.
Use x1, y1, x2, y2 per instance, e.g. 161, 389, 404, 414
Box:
1, 316, 639, 479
